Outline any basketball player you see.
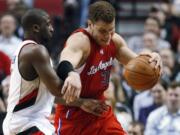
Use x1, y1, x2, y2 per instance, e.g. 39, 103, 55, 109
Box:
54, 1, 162, 135
3, 9, 81, 135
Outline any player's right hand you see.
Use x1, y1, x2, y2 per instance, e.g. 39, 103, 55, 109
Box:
61, 71, 81, 103
80, 99, 109, 116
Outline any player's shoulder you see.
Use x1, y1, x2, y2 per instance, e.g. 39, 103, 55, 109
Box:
112, 33, 127, 48
69, 31, 89, 41
66, 31, 90, 49
112, 33, 125, 45
20, 44, 49, 61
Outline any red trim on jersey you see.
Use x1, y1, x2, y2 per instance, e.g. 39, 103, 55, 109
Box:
13, 88, 39, 112
18, 88, 38, 105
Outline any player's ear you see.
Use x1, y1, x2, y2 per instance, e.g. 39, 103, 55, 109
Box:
87, 20, 93, 28
32, 24, 40, 33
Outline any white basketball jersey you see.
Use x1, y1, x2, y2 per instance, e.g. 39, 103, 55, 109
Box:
3, 40, 55, 135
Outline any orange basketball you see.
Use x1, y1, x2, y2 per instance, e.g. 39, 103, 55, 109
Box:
123, 55, 160, 91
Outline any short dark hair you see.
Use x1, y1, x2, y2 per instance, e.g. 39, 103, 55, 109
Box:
168, 81, 180, 89
129, 121, 144, 134
88, 1, 115, 23
146, 16, 162, 28
21, 9, 47, 31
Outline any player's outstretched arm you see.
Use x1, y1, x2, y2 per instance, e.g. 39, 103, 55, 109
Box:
113, 33, 137, 65
57, 32, 89, 103
113, 33, 162, 70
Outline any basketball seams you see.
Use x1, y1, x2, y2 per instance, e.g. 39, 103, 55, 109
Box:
125, 63, 155, 76
129, 81, 156, 90
125, 70, 156, 84
125, 70, 158, 90
135, 57, 156, 73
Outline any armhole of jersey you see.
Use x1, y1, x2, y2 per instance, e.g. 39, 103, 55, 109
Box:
17, 43, 38, 81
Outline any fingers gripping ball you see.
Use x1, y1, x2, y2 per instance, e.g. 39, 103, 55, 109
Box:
123, 55, 160, 91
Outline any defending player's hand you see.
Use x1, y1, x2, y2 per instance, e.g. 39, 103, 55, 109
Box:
80, 99, 109, 116
62, 71, 81, 103
139, 51, 163, 74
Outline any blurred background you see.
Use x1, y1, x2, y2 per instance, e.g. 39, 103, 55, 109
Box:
0, 0, 180, 135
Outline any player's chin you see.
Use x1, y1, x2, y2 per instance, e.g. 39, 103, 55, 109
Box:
100, 41, 109, 46
47, 35, 53, 40
48, 32, 53, 38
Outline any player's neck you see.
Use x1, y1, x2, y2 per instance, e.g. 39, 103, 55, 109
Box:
24, 32, 41, 44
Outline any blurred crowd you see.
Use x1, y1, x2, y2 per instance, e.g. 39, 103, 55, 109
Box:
0, 0, 180, 135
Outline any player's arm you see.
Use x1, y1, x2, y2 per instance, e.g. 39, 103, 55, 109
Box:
113, 33, 162, 70
59, 32, 89, 68
112, 33, 137, 66
55, 98, 109, 116
24, 44, 63, 96
56, 32, 89, 103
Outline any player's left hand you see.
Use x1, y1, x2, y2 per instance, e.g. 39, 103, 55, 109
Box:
62, 71, 81, 103
140, 52, 163, 74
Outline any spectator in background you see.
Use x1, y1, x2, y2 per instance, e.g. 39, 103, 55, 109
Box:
176, 39, 180, 64
7, 0, 29, 39
0, 13, 22, 59
145, 82, 180, 135
172, 0, 180, 17
127, 121, 144, 135
104, 80, 116, 109
133, 90, 153, 121
115, 102, 133, 132
142, 32, 158, 52
0, 51, 11, 85
0, 51, 10, 135
174, 39, 180, 82
160, 1, 180, 52
148, 5, 167, 39
0, 51, 10, 109
0, 51, 10, 112
6, 0, 20, 11
138, 80, 167, 126
48, 0, 79, 65
105, 75, 133, 131
128, 17, 170, 54
159, 48, 179, 83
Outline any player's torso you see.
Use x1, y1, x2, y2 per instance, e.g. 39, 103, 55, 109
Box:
75, 29, 117, 99
7, 40, 54, 115
4, 40, 55, 134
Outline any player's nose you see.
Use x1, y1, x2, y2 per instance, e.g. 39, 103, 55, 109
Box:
49, 25, 54, 33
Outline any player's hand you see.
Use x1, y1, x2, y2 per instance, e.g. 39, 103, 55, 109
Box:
62, 71, 81, 103
80, 99, 109, 116
139, 52, 163, 74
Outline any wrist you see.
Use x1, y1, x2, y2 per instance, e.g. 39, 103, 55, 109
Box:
68, 71, 77, 76
56, 60, 74, 81
76, 98, 83, 107
66, 98, 83, 107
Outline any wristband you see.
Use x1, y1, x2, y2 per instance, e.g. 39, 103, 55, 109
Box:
56, 60, 74, 81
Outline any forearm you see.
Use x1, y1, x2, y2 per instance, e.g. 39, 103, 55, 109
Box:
55, 97, 82, 107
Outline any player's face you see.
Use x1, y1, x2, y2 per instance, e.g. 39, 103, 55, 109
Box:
40, 15, 54, 41
89, 20, 115, 46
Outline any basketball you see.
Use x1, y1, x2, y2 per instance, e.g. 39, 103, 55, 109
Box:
123, 55, 160, 91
